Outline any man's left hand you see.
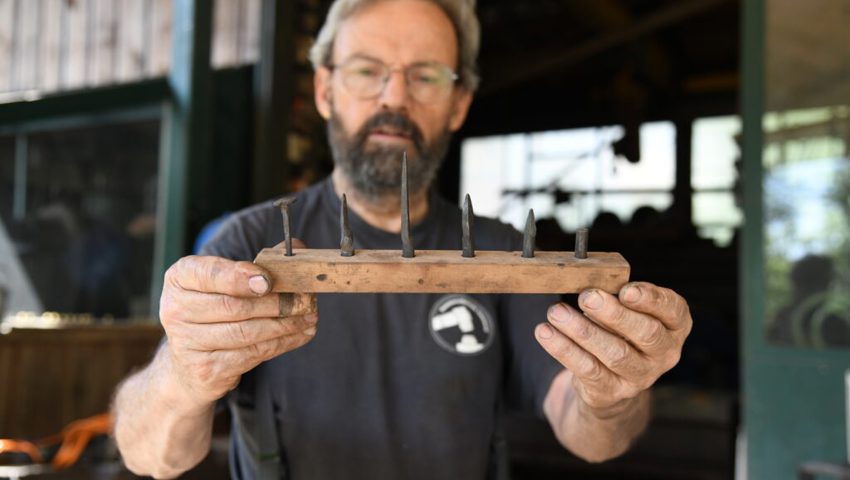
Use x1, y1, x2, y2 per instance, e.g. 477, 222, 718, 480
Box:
536, 281, 692, 412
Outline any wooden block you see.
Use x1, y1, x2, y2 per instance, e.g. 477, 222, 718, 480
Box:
254, 248, 630, 294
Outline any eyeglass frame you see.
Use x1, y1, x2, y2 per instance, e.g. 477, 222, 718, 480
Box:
326, 55, 461, 104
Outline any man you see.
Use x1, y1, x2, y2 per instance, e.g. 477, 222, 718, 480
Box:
112, 0, 692, 478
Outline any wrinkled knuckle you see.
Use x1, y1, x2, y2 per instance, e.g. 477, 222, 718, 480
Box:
611, 305, 631, 327
305, 294, 319, 314
192, 358, 217, 388
164, 323, 189, 346
677, 302, 693, 329
179, 255, 199, 274
158, 300, 175, 325
639, 376, 657, 392
274, 337, 299, 358
221, 295, 248, 318
293, 294, 315, 316
572, 320, 594, 341
290, 335, 314, 352
607, 342, 630, 370
581, 388, 607, 409
664, 349, 682, 371
246, 342, 265, 361
229, 322, 251, 345
164, 264, 177, 285
647, 285, 668, 306
259, 342, 279, 361
276, 317, 298, 335
158, 295, 180, 327
582, 358, 604, 382
639, 321, 666, 348
553, 341, 572, 361
619, 383, 642, 400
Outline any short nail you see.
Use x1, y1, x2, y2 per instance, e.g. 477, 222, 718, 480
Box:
248, 275, 270, 295
548, 304, 569, 322
622, 285, 641, 303
303, 326, 317, 336
306, 313, 319, 324
581, 290, 603, 310
537, 324, 553, 339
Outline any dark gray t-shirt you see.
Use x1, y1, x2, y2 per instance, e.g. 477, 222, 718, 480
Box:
201, 178, 562, 479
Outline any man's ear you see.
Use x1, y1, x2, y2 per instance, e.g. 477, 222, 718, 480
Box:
314, 67, 333, 120
448, 87, 473, 132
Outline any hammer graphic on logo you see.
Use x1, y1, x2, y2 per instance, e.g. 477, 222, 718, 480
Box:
431, 301, 487, 354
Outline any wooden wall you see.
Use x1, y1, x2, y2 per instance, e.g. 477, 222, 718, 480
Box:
0, 0, 260, 97
0, 325, 162, 438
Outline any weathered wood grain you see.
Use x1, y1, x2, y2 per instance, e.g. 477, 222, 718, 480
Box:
254, 248, 631, 294
40, 0, 62, 91
0, 324, 162, 438
0, 0, 261, 95
0, 0, 14, 93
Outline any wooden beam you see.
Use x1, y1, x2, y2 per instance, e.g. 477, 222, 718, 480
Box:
151, 0, 213, 316
0, 78, 168, 128
254, 248, 631, 294
674, 117, 693, 228
251, 0, 294, 203
481, 0, 733, 96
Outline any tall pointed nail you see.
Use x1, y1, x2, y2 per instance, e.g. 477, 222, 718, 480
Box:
340, 193, 354, 257
522, 209, 536, 258
401, 152, 414, 258
273, 197, 297, 256
462, 193, 475, 258
575, 227, 588, 259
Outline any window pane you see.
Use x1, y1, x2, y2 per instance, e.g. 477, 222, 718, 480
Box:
460, 122, 676, 233
693, 192, 741, 247
762, 0, 850, 349
0, 120, 160, 321
692, 116, 741, 190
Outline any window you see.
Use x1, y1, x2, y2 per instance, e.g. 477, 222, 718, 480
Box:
762, 106, 850, 347
0, 117, 161, 322
691, 115, 743, 247
460, 122, 675, 234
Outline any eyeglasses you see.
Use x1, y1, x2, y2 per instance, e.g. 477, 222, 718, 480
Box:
329, 57, 459, 104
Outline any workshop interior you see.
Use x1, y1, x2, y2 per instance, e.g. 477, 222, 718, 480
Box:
0, 0, 849, 478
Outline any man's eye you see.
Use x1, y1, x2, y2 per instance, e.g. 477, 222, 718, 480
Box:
352, 67, 380, 78
412, 70, 440, 85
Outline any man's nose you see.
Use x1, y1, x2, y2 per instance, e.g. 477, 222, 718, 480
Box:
379, 70, 410, 109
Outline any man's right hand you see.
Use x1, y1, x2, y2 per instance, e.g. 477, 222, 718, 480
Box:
159, 253, 318, 406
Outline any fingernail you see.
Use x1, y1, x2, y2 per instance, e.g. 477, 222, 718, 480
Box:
622, 285, 641, 303
581, 290, 603, 310
303, 326, 317, 336
548, 304, 569, 322
248, 275, 270, 295
537, 324, 553, 339
306, 313, 318, 324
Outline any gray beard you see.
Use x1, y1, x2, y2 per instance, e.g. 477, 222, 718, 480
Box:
327, 109, 453, 201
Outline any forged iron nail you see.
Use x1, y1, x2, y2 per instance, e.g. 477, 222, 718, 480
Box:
462, 193, 475, 258
522, 209, 536, 258
273, 197, 297, 256
340, 193, 354, 257
575, 227, 588, 259
401, 152, 414, 258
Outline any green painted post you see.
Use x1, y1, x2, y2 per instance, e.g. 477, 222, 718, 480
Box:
741, 0, 850, 477
740, 0, 763, 470
151, 0, 213, 318
252, 0, 295, 203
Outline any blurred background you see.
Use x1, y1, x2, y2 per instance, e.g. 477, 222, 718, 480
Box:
0, 0, 848, 478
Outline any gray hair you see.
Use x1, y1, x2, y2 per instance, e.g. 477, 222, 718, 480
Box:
309, 0, 480, 92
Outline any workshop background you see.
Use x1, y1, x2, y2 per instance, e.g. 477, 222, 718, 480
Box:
0, 0, 848, 479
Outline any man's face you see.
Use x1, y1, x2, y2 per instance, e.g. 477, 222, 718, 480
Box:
314, 0, 473, 198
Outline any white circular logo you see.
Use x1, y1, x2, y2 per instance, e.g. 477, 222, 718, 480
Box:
429, 295, 495, 356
